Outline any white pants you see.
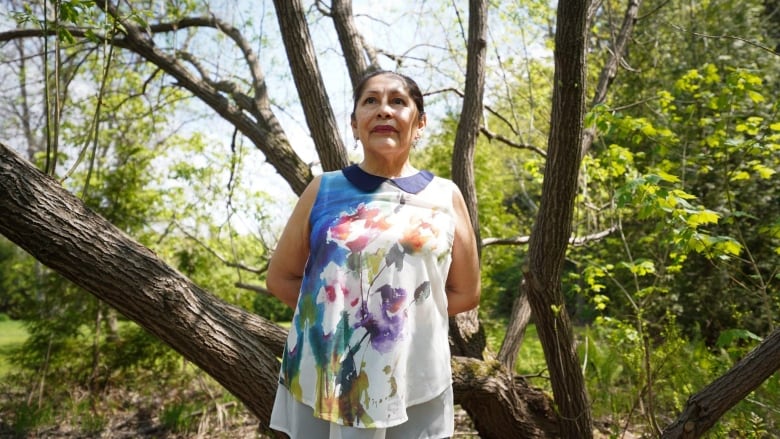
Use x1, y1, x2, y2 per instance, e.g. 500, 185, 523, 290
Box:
269, 384, 454, 439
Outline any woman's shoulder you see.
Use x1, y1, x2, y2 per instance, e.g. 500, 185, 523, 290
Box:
427, 175, 461, 194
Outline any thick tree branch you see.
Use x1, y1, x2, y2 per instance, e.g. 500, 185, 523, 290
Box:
447, 0, 489, 363
583, 0, 642, 157
271, 0, 349, 173
0, 8, 314, 196
500, 0, 640, 397
0, 142, 287, 426
97, 3, 312, 195
662, 327, 780, 438
329, 0, 381, 88
452, 357, 559, 438
523, 0, 594, 436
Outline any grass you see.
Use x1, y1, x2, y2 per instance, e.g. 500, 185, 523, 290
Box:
511, 324, 548, 376
0, 319, 27, 377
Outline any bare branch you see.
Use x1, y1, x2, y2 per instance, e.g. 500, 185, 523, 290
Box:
583, 0, 643, 157
480, 127, 547, 157
427, 87, 547, 156
678, 26, 780, 56
235, 282, 272, 295
175, 222, 266, 275
591, 0, 642, 108
481, 225, 618, 248
176, 50, 256, 114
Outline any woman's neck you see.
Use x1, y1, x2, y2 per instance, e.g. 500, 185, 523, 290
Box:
358, 160, 417, 179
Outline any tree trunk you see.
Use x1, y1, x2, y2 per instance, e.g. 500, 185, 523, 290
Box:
272, 0, 349, 173
500, 0, 643, 376
330, 0, 381, 88
497, 281, 532, 370
524, 0, 594, 437
448, 0, 489, 362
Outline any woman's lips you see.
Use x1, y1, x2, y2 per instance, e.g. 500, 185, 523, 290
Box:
372, 125, 396, 133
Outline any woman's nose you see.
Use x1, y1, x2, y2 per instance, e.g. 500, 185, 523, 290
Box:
377, 101, 392, 118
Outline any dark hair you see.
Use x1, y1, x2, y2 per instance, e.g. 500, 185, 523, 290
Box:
351, 70, 425, 121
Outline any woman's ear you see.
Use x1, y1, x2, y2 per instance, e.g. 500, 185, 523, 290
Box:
418, 113, 428, 130
351, 115, 359, 139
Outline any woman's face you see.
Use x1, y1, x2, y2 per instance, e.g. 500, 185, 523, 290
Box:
351, 74, 426, 159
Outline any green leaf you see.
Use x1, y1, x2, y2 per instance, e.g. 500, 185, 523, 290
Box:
752, 164, 775, 179
716, 239, 742, 256
747, 90, 765, 103
656, 170, 680, 183
716, 329, 762, 348
686, 210, 719, 227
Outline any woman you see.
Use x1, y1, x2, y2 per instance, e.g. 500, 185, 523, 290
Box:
266, 70, 481, 439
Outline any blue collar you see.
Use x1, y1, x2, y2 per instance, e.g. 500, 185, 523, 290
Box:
342, 164, 434, 194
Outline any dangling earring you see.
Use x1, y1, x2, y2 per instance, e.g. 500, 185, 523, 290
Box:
353, 138, 359, 150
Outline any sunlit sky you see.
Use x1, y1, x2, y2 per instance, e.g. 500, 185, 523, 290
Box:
0, 1, 552, 234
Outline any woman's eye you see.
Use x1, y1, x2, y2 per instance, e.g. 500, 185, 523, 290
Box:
393, 98, 406, 105
364, 97, 377, 104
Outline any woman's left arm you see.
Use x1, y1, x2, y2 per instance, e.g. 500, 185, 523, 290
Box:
445, 184, 481, 316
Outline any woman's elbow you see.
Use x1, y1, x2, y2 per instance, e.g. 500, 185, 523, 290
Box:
447, 284, 481, 316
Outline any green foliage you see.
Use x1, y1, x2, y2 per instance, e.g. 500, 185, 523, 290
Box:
580, 62, 780, 343
70, 398, 108, 437
583, 319, 778, 435
5, 401, 55, 437
160, 401, 198, 433
0, 320, 27, 378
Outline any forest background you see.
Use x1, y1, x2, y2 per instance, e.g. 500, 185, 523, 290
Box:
0, 0, 778, 438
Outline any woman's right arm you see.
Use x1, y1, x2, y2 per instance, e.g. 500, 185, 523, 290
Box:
266, 176, 322, 309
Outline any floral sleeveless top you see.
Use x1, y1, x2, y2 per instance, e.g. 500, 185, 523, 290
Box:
278, 164, 456, 428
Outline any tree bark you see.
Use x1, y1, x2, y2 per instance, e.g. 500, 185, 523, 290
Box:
497, 281, 532, 370
330, 0, 381, 88
524, 0, 594, 437
452, 0, 487, 256
272, 0, 350, 173
500, 0, 642, 376
661, 327, 780, 438
453, 357, 558, 438
448, 0, 490, 361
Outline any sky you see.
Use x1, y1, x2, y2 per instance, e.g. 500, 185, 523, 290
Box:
0, 0, 553, 235
173, 0, 483, 227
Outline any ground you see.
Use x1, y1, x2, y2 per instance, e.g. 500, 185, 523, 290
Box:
0, 387, 480, 439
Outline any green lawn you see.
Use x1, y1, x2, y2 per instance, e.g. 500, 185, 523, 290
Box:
0, 320, 27, 376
